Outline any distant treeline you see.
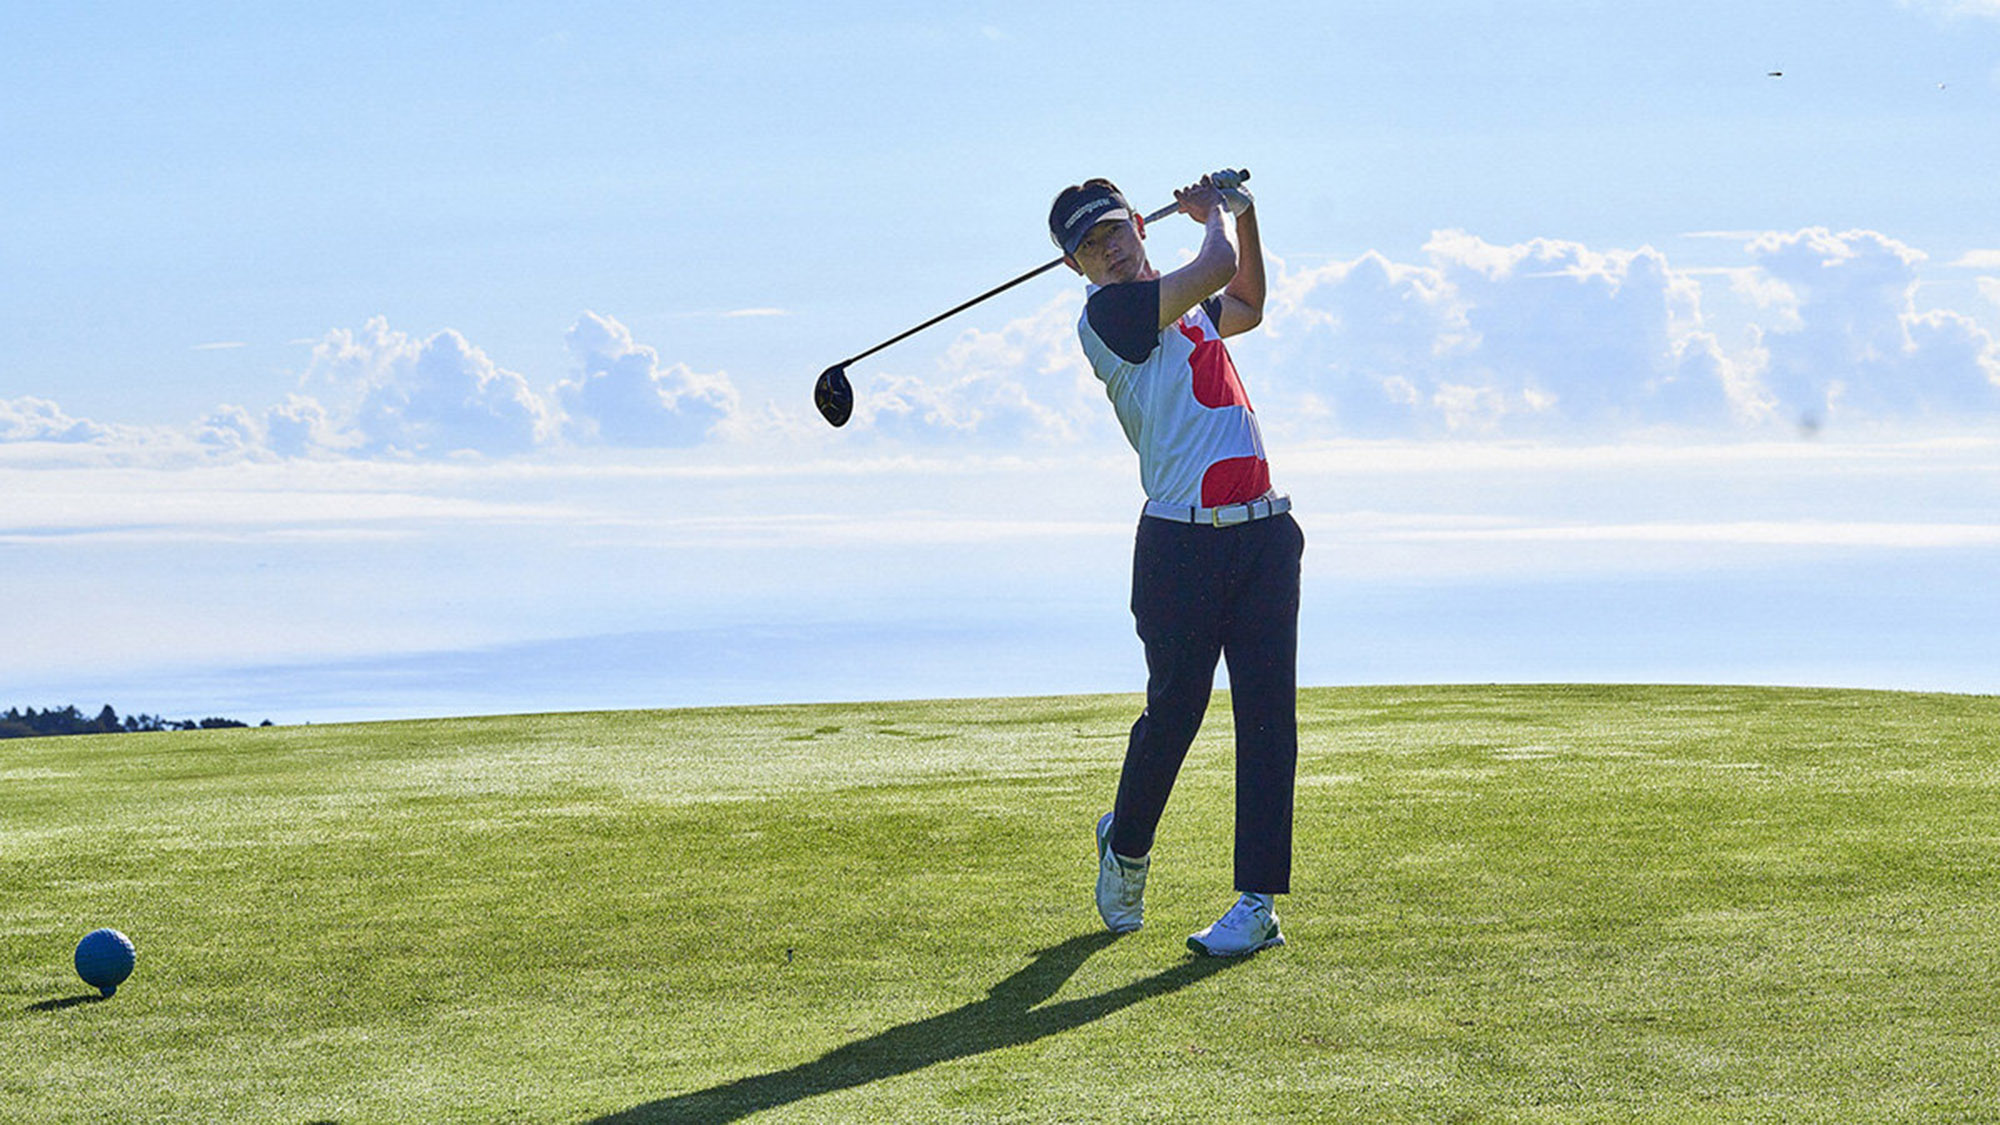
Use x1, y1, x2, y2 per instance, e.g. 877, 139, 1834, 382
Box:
0, 705, 271, 740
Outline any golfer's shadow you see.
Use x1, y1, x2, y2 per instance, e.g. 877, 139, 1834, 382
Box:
589, 931, 1241, 1123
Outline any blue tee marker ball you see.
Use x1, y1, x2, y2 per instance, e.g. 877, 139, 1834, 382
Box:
75, 928, 136, 998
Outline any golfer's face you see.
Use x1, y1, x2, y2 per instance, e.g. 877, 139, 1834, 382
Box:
1073, 218, 1144, 285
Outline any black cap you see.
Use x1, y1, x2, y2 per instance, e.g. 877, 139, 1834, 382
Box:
1049, 181, 1133, 257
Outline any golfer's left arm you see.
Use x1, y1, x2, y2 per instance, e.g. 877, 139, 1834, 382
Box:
1212, 201, 1264, 338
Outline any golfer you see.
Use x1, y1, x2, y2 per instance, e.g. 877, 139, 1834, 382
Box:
1050, 173, 1302, 956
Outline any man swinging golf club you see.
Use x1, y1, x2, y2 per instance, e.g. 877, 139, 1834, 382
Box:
1051, 172, 1302, 957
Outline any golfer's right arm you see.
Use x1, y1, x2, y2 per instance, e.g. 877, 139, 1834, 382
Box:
1214, 199, 1264, 337
1156, 189, 1236, 331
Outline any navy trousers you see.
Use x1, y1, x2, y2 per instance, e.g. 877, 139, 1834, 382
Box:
1109, 511, 1304, 894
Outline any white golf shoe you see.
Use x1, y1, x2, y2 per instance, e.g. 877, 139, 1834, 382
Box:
1095, 812, 1148, 933
1187, 893, 1285, 957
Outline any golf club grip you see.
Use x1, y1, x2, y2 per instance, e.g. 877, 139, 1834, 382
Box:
839, 170, 1249, 368
1144, 168, 1250, 222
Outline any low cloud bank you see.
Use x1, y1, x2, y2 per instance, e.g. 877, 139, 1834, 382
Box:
5, 226, 1999, 463
1262, 227, 1998, 438
2, 313, 742, 465
1, 396, 117, 443
221, 314, 738, 459
556, 312, 739, 448
859, 225, 1998, 443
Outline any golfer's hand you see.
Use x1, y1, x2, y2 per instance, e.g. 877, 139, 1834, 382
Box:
1175, 180, 1225, 223
1199, 171, 1253, 217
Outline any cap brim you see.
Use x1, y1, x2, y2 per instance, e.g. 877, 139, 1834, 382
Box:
1062, 208, 1133, 256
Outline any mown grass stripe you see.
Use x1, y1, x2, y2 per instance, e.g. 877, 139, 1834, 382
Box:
3, 685, 1997, 1122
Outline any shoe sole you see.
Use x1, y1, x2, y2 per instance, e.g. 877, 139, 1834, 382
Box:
1186, 929, 1285, 957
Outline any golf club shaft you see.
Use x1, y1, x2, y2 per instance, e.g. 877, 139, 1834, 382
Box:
837, 199, 1184, 369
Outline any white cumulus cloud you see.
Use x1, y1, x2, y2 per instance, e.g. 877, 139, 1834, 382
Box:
0, 396, 116, 443
263, 394, 358, 459
294, 317, 559, 458
6, 227, 1997, 466
1750, 228, 2000, 427
555, 311, 738, 447
1260, 232, 1743, 436
195, 404, 266, 457
861, 292, 1117, 446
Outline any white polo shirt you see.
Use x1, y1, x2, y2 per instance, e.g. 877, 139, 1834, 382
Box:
1076, 280, 1272, 509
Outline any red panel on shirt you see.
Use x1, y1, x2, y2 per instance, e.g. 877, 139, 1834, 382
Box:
1201, 456, 1271, 507
1178, 322, 1252, 410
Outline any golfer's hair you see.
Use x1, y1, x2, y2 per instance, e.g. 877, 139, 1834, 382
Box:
1048, 178, 1128, 253
1050, 178, 1123, 230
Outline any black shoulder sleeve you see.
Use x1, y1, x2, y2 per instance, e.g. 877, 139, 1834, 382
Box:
1201, 296, 1224, 327
1084, 281, 1161, 365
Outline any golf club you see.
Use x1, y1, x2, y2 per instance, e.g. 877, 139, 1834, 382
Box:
814, 170, 1250, 427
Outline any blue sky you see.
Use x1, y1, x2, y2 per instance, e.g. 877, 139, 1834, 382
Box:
4, 2, 1998, 721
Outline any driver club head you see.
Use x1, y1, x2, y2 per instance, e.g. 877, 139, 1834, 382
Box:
814, 364, 853, 427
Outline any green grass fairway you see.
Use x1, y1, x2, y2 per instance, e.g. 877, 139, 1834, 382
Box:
6, 685, 2000, 1122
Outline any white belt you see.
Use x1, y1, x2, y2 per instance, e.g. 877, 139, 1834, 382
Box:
1143, 493, 1292, 527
